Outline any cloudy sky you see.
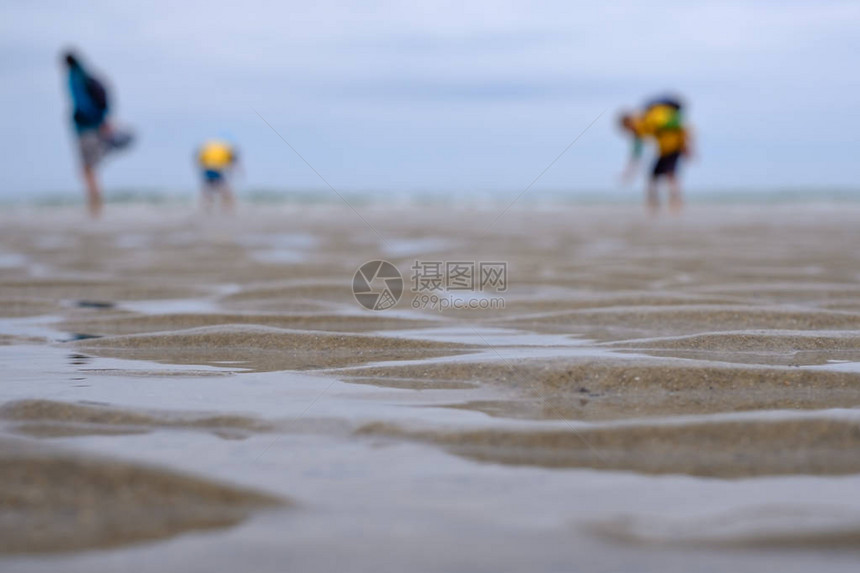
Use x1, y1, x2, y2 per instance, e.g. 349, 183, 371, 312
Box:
1, 0, 859, 198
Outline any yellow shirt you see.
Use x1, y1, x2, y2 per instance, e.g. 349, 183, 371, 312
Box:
198, 140, 235, 170
632, 105, 687, 156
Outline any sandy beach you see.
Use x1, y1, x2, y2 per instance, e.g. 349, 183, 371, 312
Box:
1, 200, 860, 571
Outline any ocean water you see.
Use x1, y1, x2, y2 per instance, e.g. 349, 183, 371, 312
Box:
8, 186, 860, 210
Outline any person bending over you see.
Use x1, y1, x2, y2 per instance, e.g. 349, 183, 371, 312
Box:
619, 96, 693, 215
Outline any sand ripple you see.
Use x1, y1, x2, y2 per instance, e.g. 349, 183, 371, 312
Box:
358, 417, 860, 478
73, 324, 474, 371
0, 399, 275, 440
591, 506, 860, 549
499, 307, 860, 338
60, 312, 437, 336
338, 358, 860, 420
0, 437, 284, 554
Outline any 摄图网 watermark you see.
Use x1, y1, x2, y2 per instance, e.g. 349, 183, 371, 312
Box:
352, 260, 507, 311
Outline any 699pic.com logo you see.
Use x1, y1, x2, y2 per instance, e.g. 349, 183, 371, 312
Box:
352, 260, 403, 311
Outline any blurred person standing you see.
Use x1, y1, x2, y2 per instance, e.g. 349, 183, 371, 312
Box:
195, 138, 240, 213
618, 96, 693, 215
62, 50, 134, 218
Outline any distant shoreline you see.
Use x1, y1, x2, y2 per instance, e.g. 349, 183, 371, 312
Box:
7, 186, 860, 208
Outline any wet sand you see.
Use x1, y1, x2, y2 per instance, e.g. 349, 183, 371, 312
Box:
74, 325, 474, 371
0, 436, 283, 554
1, 202, 860, 571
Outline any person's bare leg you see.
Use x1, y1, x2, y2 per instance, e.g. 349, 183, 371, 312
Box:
667, 173, 683, 215
646, 178, 660, 216
200, 188, 214, 214
220, 185, 235, 214
83, 166, 102, 219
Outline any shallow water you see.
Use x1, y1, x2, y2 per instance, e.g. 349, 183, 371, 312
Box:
1, 204, 860, 571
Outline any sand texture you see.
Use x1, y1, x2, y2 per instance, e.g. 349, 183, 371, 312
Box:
1, 203, 860, 569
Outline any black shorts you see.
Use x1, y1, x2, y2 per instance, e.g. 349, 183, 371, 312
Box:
651, 152, 681, 179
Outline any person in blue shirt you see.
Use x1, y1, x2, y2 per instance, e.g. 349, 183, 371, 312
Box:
63, 51, 133, 218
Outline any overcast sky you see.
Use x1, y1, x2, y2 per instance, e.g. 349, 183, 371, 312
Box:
1, 0, 859, 198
